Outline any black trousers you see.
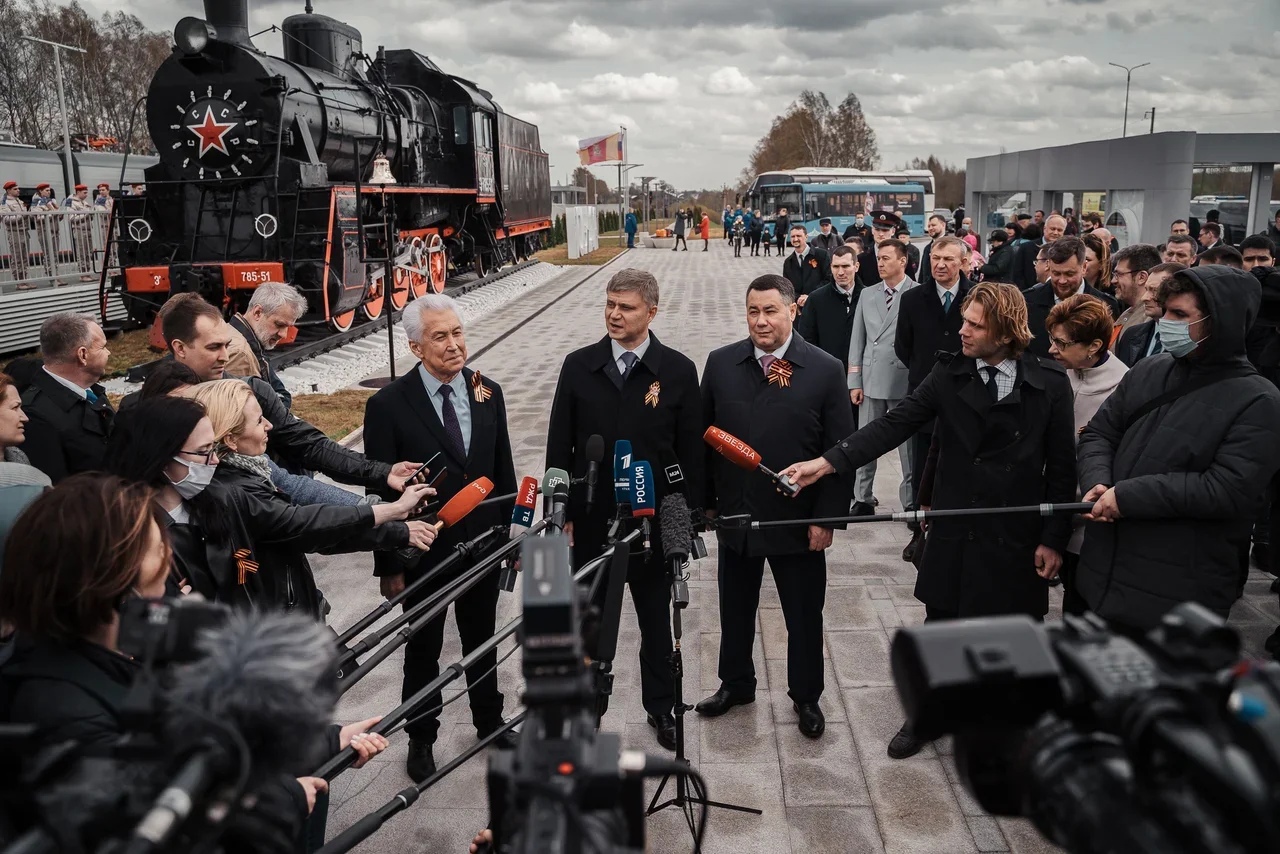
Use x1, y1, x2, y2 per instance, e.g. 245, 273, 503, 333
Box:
580, 532, 675, 718
1059, 551, 1089, 617
909, 428, 932, 507
717, 545, 826, 704
401, 560, 504, 743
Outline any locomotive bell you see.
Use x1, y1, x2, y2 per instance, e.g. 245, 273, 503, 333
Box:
369, 153, 397, 185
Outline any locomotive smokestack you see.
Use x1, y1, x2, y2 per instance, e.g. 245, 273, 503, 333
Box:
204, 0, 254, 47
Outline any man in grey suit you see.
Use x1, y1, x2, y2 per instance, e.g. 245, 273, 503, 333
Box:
848, 240, 917, 516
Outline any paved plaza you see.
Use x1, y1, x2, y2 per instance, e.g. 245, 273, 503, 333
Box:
312, 238, 1280, 853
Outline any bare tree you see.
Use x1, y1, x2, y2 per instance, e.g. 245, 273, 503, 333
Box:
741, 89, 879, 181
899, 155, 966, 209
829, 93, 878, 170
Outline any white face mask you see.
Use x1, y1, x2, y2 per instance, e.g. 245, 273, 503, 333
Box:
169, 456, 217, 499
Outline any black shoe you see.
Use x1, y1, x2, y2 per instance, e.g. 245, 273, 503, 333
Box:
850, 501, 875, 517
902, 528, 923, 562
647, 713, 677, 750
477, 720, 519, 750
406, 738, 436, 782
694, 688, 755, 717
794, 702, 825, 739
887, 723, 925, 759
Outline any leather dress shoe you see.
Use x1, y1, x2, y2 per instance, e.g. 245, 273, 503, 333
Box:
647, 713, 677, 750
694, 688, 755, 717
850, 501, 875, 517
406, 738, 437, 783
887, 722, 925, 759
794, 702, 825, 738
478, 720, 519, 750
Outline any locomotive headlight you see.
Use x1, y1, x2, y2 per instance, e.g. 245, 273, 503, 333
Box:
175, 17, 215, 55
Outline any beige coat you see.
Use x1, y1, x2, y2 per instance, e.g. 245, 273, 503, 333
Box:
1066, 352, 1129, 553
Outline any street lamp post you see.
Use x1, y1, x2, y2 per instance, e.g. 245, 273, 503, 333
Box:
1108, 61, 1150, 138
618, 163, 644, 246
21, 34, 87, 197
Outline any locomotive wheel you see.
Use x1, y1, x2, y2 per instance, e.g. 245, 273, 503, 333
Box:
329, 309, 356, 332
473, 254, 486, 278
390, 267, 411, 310
408, 269, 429, 299
429, 250, 447, 293
362, 287, 385, 320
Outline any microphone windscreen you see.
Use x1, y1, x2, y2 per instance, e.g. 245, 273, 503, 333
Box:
586, 434, 605, 463
703, 426, 761, 471
510, 476, 539, 528
164, 611, 338, 775
659, 494, 692, 562
438, 477, 494, 527
630, 460, 656, 517
613, 439, 633, 504
543, 467, 570, 497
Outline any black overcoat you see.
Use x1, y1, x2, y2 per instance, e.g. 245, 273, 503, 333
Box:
795, 282, 862, 371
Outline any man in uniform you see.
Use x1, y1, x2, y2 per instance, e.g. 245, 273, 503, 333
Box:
857, 211, 900, 289
3, 181, 28, 283
697, 275, 855, 739
30, 183, 59, 276
64, 184, 94, 276
546, 268, 704, 751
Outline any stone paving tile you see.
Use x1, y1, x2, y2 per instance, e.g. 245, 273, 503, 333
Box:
313, 243, 1280, 853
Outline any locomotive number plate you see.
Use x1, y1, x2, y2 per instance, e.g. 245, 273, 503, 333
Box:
224, 262, 285, 289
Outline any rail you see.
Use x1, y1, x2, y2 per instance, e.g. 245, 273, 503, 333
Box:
0, 207, 113, 294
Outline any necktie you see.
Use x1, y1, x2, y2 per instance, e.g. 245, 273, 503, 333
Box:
1151, 330, 1163, 355
438, 384, 466, 461
885, 287, 895, 311
85, 388, 98, 404
619, 350, 638, 382
760, 354, 776, 377
983, 366, 1001, 402
942, 291, 953, 313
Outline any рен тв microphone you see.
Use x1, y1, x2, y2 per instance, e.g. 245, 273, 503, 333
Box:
703, 426, 799, 497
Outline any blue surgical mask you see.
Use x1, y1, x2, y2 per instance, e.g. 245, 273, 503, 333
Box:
1155, 315, 1210, 358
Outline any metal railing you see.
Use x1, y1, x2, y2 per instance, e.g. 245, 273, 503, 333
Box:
0, 207, 113, 294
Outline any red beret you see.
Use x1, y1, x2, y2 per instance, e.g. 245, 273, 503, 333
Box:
75, 184, 87, 191
35, 182, 50, 190
3, 182, 16, 190
96, 182, 109, 189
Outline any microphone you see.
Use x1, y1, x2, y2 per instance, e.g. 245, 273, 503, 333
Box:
613, 439, 633, 510
659, 493, 693, 608
703, 425, 799, 497
550, 479, 570, 533
630, 460, 655, 550
585, 434, 604, 513
498, 476, 539, 592
542, 467, 570, 528
396, 477, 493, 561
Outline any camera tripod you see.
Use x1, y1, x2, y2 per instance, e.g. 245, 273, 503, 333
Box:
647, 557, 760, 848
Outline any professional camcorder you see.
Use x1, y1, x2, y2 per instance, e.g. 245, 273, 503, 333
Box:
892, 602, 1280, 854
1, 598, 341, 854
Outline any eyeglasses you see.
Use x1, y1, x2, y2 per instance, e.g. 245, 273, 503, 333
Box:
1049, 336, 1081, 350
177, 446, 218, 464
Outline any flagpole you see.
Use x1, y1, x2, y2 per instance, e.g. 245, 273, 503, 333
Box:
617, 126, 625, 247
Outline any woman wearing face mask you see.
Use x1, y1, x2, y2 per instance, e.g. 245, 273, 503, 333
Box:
186, 380, 437, 617
1044, 295, 1129, 614
104, 396, 435, 612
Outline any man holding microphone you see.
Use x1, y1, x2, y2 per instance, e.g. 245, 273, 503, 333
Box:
545, 268, 704, 751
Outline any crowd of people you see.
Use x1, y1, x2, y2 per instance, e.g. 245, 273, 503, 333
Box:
0, 180, 139, 283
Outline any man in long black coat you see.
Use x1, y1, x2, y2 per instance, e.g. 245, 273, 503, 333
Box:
783, 281, 1076, 757
1023, 237, 1119, 357
364, 294, 517, 783
697, 274, 855, 740
545, 268, 705, 752
782, 224, 831, 305
795, 244, 863, 372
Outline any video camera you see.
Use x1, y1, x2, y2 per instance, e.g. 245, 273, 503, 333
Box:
486, 536, 647, 854
1, 598, 342, 854
892, 602, 1280, 854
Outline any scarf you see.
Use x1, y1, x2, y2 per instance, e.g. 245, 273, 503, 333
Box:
220, 451, 274, 484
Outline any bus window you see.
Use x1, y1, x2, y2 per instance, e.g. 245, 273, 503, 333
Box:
762, 186, 801, 215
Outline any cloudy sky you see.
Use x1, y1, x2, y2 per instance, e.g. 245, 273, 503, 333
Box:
99, 0, 1279, 190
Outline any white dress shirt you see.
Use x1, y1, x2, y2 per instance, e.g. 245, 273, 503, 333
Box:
42, 366, 89, 400
611, 336, 651, 374
753, 333, 793, 363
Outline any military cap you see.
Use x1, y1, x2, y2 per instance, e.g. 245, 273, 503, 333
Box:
870, 210, 902, 231
819, 217, 832, 226
35, 182, 50, 191
3, 181, 16, 190
75, 183, 88, 191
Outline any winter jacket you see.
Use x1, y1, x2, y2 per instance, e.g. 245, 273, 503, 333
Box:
1076, 266, 1280, 629
978, 242, 1014, 281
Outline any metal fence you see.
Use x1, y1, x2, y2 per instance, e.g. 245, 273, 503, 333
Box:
0, 207, 112, 293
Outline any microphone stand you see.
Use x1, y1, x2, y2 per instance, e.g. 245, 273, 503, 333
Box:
332, 526, 504, 647
716, 501, 1097, 530
336, 522, 548, 690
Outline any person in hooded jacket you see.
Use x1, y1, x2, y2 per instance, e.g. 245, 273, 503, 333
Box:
1076, 266, 1280, 633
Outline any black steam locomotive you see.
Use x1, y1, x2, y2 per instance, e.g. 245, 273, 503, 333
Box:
107, 0, 550, 331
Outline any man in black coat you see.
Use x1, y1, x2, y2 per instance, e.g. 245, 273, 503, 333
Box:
1023, 237, 1120, 358
842, 211, 873, 247
782, 224, 831, 305
545, 268, 704, 752
696, 274, 855, 739
796, 244, 863, 372
773, 207, 791, 256
918, 213, 949, 288
364, 294, 518, 783
783, 281, 1076, 758
19, 313, 114, 482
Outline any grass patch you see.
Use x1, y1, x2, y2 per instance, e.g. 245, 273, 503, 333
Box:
106, 329, 160, 377
534, 244, 628, 266
291, 389, 376, 441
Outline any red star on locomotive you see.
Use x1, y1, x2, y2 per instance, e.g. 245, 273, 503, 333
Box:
186, 105, 237, 158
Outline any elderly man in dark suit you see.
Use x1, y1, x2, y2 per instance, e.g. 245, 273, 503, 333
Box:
696, 274, 855, 739
1023, 237, 1120, 358
363, 294, 518, 783
19, 313, 114, 482
783, 281, 1076, 759
545, 268, 705, 752
782, 223, 831, 307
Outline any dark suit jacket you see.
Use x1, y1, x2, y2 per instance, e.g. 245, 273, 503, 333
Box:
918, 241, 935, 288
824, 351, 1076, 618
1023, 283, 1120, 358
795, 283, 862, 371
783, 246, 832, 298
363, 366, 516, 578
701, 335, 855, 557
1010, 240, 1041, 289
855, 248, 878, 289
18, 369, 113, 483
894, 277, 972, 392
1116, 319, 1157, 368
545, 334, 704, 567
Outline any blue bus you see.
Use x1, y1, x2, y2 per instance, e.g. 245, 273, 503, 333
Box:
744, 168, 935, 240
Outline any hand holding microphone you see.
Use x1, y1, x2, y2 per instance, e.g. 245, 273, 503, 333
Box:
778, 457, 837, 492
395, 478, 493, 561
703, 426, 800, 497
